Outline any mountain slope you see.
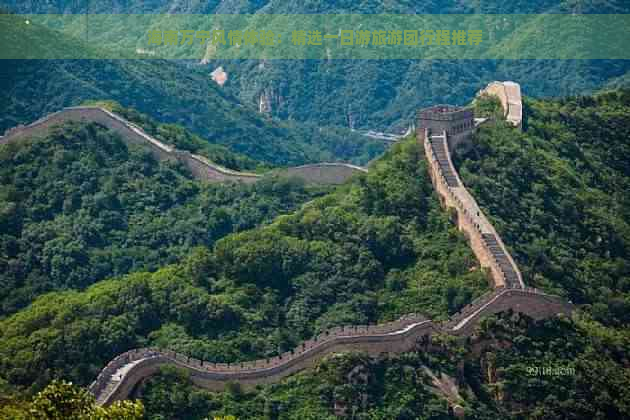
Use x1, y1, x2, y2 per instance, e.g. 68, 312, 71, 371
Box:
0, 14, 386, 165
125, 89, 630, 420
0, 136, 487, 395
0, 90, 629, 419
0, 120, 327, 315
4, 1, 630, 133
455, 89, 630, 327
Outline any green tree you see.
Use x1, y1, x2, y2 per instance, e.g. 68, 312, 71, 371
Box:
0, 380, 143, 420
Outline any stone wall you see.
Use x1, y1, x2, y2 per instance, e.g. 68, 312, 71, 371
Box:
92, 315, 435, 402
17, 98, 572, 406
274, 163, 368, 185
416, 105, 475, 153
421, 129, 524, 288
478, 81, 523, 129
0, 107, 365, 185
92, 286, 572, 405
445, 287, 573, 336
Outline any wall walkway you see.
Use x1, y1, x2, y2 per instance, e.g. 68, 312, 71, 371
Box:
422, 131, 524, 289
90, 287, 571, 405
7, 94, 572, 406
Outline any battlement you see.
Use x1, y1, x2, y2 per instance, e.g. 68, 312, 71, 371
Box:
418, 105, 474, 122
477, 81, 523, 129
417, 105, 474, 153
91, 287, 571, 405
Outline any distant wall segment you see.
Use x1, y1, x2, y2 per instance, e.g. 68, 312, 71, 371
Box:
478, 81, 523, 128
274, 163, 368, 185
0, 107, 366, 185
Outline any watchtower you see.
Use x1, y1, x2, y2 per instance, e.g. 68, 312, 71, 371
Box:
417, 105, 474, 153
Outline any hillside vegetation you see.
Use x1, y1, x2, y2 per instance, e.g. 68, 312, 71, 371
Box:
0, 136, 487, 397
3, 2, 630, 134
0, 121, 328, 315
0, 14, 386, 166
1, 85, 629, 418
137, 89, 630, 420
456, 90, 630, 328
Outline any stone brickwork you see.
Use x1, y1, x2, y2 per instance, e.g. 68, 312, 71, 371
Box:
0, 107, 365, 185
417, 105, 475, 153
422, 130, 524, 288
478, 81, 523, 129
91, 287, 571, 406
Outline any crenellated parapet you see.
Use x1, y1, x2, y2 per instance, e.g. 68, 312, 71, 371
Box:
477, 81, 523, 129
422, 128, 524, 289
90, 287, 571, 405
91, 314, 434, 404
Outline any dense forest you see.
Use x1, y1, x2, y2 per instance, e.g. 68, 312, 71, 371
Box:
0, 131, 486, 397
1, 90, 629, 419
135, 89, 630, 420
2, 1, 630, 416
456, 89, 630, 328
0, 120, 329, 315
0, 13, 386, 166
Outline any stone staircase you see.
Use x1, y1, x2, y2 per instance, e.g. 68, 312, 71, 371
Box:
429, 136, 460, 187
481, 233, 520, 288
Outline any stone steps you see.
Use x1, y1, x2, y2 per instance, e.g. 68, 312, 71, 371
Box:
480, 233, 520, 287
429, 137, 460, 187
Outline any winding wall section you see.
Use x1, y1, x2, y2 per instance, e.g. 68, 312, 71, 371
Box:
478, 81, 523, 129
0, 107, 366, 185
422, 130, 524, 289
13, 93, 570, 405
90, 287, 571, 405
90, 120, 573, 406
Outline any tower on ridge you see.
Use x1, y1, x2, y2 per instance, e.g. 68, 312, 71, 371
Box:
416, 105, 474, 153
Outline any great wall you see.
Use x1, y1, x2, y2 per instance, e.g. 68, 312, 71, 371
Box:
89, 287, 571, 405
0, 81, 571, 406
0, 106, 367, 185
478, 81, 523, 128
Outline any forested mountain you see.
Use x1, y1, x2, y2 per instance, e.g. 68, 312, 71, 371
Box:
137, 313, 630, 419
0, 133, 487, 396
0, 15, 386, 166
1, 90, 629, 419
457, 90, 630, 327
3, 1, 628, 131
2, 1, 630, 419
0, 119, 329, 315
